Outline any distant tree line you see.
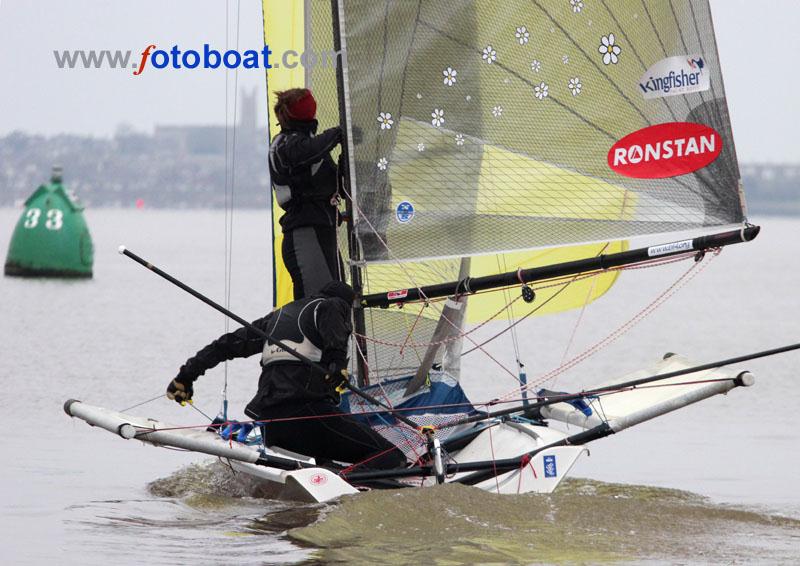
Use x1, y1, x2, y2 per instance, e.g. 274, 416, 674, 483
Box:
0, 129, 797, 215
0, 127, 270, 209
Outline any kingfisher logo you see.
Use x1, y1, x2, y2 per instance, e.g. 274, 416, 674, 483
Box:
608, 122, 723, 179
639, 54, 710, 99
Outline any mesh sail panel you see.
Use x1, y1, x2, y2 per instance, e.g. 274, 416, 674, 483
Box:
336, 0, 745, 263
301, 1, 448, 381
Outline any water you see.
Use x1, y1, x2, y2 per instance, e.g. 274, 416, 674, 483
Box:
1, 208, 798, 564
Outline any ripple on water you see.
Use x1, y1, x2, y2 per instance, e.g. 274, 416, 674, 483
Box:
64, 461, 316, 565
64, 462, 800, 565
290, 479, 800, 565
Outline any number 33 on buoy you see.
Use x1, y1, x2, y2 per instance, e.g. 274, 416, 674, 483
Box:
4, 166, 94, 278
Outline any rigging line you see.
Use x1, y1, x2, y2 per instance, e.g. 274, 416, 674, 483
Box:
362, 265, 383, 377
497, 254, 522, 367
189, 402, 214, 422
480, 251, 708, 403
556, 241, 611, 372
358, 252, 696, 349
514, 250, 720, 398
518, 263, 708, 397
460, 239, 622, 359
222, 0, 230, 332
461, 274, 577, 356
119, 393, 164, 413
223, 0, 231, 392
227, 0, 242, 313
224, 0, 243, 405
344, 187, 521, 381
555, 269, 599, 387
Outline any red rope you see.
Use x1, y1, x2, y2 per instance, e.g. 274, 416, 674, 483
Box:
139, 375, 737, 435
339, 444, 402, 476
497, 250, 721, 402
516, 453, 535, 494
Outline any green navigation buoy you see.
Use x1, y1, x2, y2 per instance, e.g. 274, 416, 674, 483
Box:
4, 166, 94, 278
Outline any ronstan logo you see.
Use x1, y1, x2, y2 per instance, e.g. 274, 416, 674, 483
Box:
608, 122, 723, 179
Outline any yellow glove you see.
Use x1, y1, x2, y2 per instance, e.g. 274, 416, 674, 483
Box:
325, 368, 350, 393
166, 378, 194, 406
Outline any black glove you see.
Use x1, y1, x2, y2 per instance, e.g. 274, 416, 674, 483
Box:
166, 377, 194, 405
324, 367, 350, 391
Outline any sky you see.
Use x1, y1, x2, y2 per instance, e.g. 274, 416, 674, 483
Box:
0, 0, 797, 163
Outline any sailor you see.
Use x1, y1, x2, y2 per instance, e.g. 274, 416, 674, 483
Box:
269, 88, 345, 300
166, 281, 406, 470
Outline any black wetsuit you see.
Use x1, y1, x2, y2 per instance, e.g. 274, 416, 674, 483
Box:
269, 119, 344, 300
175, 295, 404, 470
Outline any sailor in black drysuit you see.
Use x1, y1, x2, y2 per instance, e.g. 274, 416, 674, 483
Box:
166, 281, 405, 470
269, 88, 345, 300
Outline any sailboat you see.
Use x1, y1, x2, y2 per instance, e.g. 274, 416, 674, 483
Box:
67, 0, 766, 503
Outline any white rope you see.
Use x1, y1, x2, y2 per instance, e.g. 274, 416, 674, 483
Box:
221, 0, 242, 413
342, 186, 521, 382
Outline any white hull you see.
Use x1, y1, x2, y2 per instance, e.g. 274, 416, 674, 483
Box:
64, 400, 582, 502
64, 354, 754, 503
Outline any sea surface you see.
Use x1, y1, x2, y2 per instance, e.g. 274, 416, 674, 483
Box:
1, 208, 798, 565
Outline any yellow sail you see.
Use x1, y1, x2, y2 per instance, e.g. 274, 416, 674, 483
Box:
360, 240, 626, 324
263, 0, 626, 319
263, 0, 304, 308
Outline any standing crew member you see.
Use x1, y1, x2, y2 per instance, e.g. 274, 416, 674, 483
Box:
269, 88, 344, 300
166, 281, 406, 470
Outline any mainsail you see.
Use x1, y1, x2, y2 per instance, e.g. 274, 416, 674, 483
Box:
264, 0, 746, 384
336, 0, 744, 263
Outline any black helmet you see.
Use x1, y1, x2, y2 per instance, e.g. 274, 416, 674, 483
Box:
319, 281, 356, 304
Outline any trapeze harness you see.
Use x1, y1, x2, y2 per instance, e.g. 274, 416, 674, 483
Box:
244, 297, 348, 418
269, 121, 343, 300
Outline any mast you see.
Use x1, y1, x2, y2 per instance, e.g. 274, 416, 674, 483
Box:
362, 226, 760, 308
404, 257, 471, 395
332, 0, 369, 386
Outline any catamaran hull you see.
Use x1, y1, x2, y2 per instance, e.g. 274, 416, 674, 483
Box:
63, 354, 754, 503
63, 400, 581, 501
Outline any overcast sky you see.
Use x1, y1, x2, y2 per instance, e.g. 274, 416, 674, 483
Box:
0, 0, 797, 163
